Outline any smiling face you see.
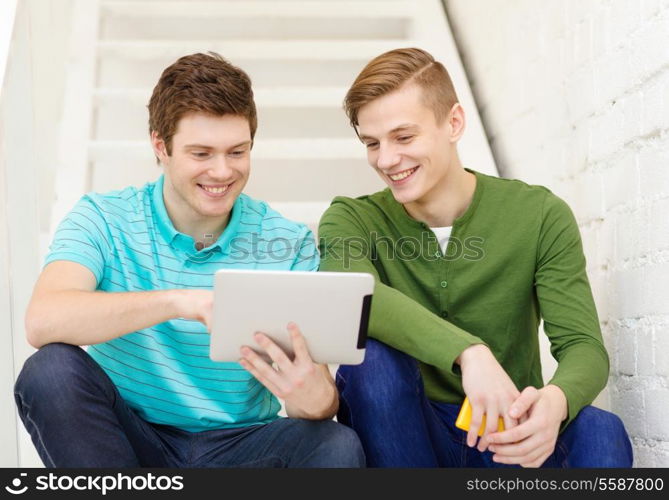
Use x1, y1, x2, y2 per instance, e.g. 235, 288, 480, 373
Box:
357, 83, 463, 206
151, 112, 252, 233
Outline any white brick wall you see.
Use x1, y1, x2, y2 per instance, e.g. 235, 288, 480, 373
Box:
446, 0, 669, 466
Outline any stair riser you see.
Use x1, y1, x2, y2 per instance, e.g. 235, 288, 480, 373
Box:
98, 57, 368, 87
91, 158, 384, 202
94, 103, 353, 140
102, 16, 408, 40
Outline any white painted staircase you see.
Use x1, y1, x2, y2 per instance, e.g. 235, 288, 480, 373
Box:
53, 0, 497, 236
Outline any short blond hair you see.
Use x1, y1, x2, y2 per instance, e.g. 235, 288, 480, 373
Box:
344, 47, 458, 127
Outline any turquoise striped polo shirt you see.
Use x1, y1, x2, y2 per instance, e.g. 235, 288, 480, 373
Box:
44, 175, 319, 432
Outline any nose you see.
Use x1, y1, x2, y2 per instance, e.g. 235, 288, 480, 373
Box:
207, 154, 232, 179
375, 143, 401, 171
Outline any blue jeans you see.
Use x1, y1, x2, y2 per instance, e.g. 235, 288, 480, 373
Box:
14, 343, 365, 468
337, 339, 633, 468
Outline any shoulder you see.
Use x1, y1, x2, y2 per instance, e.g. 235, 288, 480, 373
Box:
475, 171, 574, 221
477, 171, 551, 205
80, 182, 152, 222
322, 188, 392, 220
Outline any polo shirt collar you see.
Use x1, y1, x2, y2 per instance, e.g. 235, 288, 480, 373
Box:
151, 174, 245, 254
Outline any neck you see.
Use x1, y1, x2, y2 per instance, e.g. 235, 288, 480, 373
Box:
162, 194, 230, 245
403, 157, 476, 227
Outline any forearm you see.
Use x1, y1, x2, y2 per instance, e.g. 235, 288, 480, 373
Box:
548, 343, 609, 430
536, 192, 609, 429
25, 289, 183, 348
367, 282, 484, 373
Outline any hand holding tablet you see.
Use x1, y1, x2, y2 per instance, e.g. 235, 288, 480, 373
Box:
237, 322, 341, 419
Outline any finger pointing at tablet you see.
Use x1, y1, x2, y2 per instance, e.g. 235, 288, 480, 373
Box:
238, 323, 338, 420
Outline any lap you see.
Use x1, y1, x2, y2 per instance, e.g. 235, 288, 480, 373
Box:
429, 402, 631, 468
188, 417, 364, 468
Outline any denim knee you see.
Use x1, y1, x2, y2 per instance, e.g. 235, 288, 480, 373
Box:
574, 407, 629, 438
15, 343, 102, 412
566, 406, 633, 467
338, 339, 418, 390
302, 420, 366, 468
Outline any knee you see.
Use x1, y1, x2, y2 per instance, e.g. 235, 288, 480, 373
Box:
311, 422, 366, 468
570, 407, 633, 467
15, 343, 89, 401
576, 406, 628, 436
337, 339, 418, 401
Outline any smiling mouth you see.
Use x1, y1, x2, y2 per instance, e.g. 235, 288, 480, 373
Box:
198, 183, 232, 195
388, 166, 419, 183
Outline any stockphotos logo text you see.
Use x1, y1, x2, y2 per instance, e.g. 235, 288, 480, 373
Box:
4, 472, 183, 496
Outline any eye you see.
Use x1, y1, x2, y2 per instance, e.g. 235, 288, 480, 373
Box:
397, 135, 413, 142
365, 142, 379, 150
229, 150, 246, 158
191, 151, 210, 159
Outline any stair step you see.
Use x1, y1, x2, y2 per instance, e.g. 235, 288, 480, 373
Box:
94, 86, 348, 108
97, 58, 372, 89
101, 1, 411, 18
98, 39, 412, 60
97, 39, 409, 87
100, 2, 411, 41
89, 158, 383, 203
89, 138, 365, 162
93, 101, 352, 141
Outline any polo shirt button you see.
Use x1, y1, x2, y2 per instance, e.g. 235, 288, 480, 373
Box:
440, 281, 448, 288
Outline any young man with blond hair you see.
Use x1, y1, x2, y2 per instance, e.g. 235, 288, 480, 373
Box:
318, 47, 632, 467
15, 52, 364, 468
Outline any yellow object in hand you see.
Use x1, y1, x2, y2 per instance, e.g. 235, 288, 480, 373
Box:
455, 397, 505, 436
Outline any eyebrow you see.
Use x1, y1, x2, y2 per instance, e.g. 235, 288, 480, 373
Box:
183, 141, 252, 150
358, 123, 419, 142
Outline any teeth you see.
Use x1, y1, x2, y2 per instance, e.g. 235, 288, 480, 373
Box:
389, 167, 417, 181
201, 185, 229, 194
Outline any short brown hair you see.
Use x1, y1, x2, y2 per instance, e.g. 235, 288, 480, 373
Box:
148, 52, 257, 156
344, 47, 458, 128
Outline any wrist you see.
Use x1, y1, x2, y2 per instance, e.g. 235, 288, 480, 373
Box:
287, 380, 338, 420
456, 343, 490, 367
311, 380, 339, 420
543, 384, 568, 421
167, 289, 188, 319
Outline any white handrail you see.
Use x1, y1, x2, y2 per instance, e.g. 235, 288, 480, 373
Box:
0, 0, 20, 469
0, 0, 18, 92
1, 0, 93, 467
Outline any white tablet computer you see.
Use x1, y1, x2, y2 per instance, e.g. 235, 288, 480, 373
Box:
210, 269, 374, 365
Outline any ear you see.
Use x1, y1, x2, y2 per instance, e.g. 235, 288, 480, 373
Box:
447, 103, 466, 143
150, 131, 169, 164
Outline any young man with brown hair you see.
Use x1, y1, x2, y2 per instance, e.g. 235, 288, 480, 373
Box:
14, 52, 364, 468
318, 47, 632, 468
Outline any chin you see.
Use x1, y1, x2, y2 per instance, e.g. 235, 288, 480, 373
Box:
197, 200, 235, 217
389, 187, 422, 205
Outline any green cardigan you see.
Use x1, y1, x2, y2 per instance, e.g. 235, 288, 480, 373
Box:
318, 169, 609, 431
